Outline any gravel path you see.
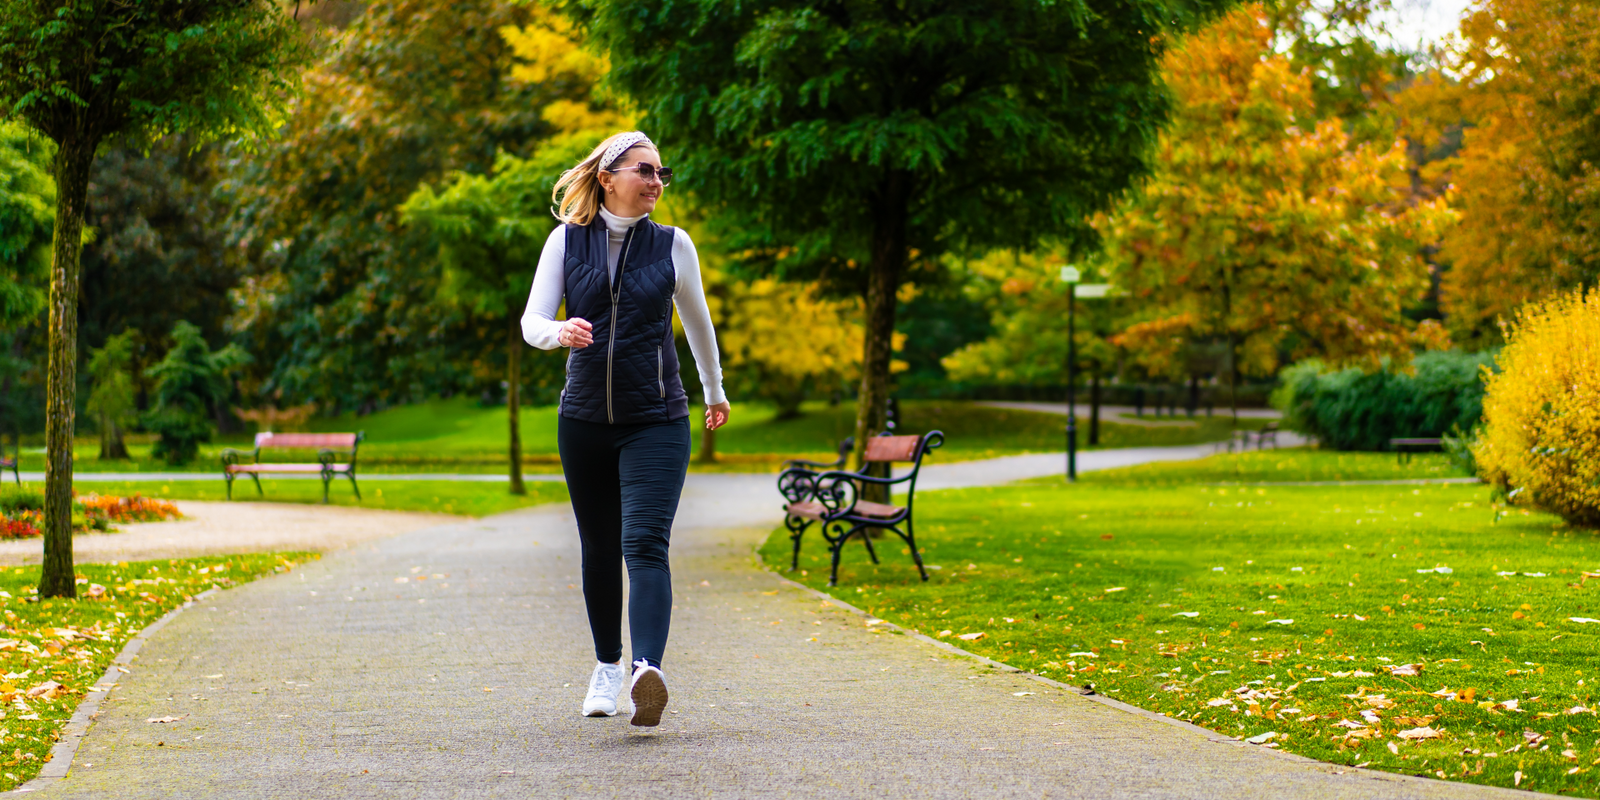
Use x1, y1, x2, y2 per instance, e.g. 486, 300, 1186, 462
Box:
0, 502, 456, 566
24, 465, 1528, 799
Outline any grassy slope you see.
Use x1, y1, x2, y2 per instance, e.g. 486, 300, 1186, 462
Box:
761, 451, 1600, 796
0, 553, 315, 792
39, 398, 1265, 473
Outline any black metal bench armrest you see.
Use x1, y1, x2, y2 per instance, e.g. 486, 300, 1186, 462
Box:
781, 456, 845, 471
813, 469, 913, 487
317, 448, 356, 468
220, 448, 258, 467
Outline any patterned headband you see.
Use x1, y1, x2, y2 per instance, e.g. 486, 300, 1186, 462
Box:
600, 132, 654, 170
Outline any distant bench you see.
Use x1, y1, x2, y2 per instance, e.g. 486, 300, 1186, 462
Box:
222, 432, 364, 503
1390, 437, 1443, 464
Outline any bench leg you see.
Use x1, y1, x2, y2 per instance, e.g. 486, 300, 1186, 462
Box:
859, 527, 881, 565
825, 522, 851, 587
784, 516, 810, 572
347, 472, 361, 501
899, 523, 930, 583
321, 471, 332, 504
224, 473, 233, 501
251, 474, 263, 497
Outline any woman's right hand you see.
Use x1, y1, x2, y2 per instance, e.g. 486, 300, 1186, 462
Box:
558, 317, 594, 349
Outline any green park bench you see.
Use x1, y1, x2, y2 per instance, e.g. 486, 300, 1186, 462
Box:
1390, 437, 1443, 464
779, 430, 943, 587
222, 431, 365, 503
0, 445, 16, 486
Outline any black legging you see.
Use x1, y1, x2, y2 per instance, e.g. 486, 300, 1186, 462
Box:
557, 415, 690, 669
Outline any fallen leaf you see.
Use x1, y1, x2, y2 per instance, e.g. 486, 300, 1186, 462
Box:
1012, 691, 1035, 697
1387, 741, 1400, 755
1172, 612, 1199, 618
957, 632, 986, 641
1265, 619, 1293, 626
1245, 731, 1278, 744
1387, 664, 1422, 677
1568, 617, 1600, 624
25, 681, 61, 699
146, 715, 186, 724
1333, 719, 1367, 729
1104, 587, 1126, 593
936, 630, 952, 638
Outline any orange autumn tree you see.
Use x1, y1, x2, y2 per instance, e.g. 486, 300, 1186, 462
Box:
1400, 0, 1600, 347
1097, 6, 1454, 416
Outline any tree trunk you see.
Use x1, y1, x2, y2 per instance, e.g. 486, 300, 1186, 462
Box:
851, 171, 910, 503
1089, 372, 1101, 446
42, 136, 96, 599
506, 311, 526, 496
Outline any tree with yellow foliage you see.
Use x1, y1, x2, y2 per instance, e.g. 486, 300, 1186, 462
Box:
1097, 5, 1455, 418
1400, 0, 1600, 346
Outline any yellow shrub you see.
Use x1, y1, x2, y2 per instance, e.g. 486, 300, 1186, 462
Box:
1472, 289, 1600, 526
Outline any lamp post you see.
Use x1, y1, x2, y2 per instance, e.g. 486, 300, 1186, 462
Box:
1061, 265, 1080, 481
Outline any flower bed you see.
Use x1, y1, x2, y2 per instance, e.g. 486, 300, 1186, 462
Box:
0, 488, 181, 539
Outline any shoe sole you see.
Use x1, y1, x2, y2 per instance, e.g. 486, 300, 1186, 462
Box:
583, 707, 617, 718
629, 669, 669, 727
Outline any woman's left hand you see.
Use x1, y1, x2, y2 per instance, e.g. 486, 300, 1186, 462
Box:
705, 402, 731, 431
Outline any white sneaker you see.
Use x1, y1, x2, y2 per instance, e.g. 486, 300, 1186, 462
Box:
629, 659, 669, 727
582, 661, 626, 717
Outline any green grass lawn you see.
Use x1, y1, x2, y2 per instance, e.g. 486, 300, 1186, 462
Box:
762, 451, 1600, 796
34, 398, 1270, 474
68, 478, 568, 517
0, 553, 314, 792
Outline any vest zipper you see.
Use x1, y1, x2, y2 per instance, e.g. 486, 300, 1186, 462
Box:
605, 227, 636, 424
657, 345, 664, 398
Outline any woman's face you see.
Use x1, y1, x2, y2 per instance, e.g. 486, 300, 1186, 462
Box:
599, 146, 663, 217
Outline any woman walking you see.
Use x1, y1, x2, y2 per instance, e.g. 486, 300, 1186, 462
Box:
522, 131, 729, 727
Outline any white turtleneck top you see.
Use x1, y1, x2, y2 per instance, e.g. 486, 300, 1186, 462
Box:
521, 206, 726, 406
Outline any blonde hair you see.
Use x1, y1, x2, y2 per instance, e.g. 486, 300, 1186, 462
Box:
551, 132, 658, 226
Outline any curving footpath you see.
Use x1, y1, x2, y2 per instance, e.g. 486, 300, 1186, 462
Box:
26, 449, 1530, 799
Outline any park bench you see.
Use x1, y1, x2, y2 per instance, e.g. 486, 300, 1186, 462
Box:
1390, 437, 1443, 464
0, 445, 16, 486
222, 432, 364, 503
778, 430, 944, 587
775, 436, 854, 506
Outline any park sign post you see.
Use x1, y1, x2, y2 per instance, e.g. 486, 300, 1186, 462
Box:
1060, 266, 1113, 481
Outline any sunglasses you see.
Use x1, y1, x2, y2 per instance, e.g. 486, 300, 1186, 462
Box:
606, 163, 674, 186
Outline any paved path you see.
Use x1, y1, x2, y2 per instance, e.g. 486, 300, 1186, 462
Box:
29, 467, 1524, 798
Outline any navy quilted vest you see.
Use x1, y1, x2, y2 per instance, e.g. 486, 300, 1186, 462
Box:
560, 215, 688, 424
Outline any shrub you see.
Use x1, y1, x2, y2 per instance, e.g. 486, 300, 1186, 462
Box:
1271, 351, 1495, 451
1472, 289, 1600, 527
0, 486, 43, 513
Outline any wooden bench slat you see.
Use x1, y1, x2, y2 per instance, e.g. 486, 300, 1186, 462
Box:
852, 500, 903, 519
864, 435, 921, 463
228, 463, 354, 474
256, 433, 359, 449
786, 500, 826, 521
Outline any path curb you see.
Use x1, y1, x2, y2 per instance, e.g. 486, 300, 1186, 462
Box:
752, 546, 1542, 798
13, 587, 220, 793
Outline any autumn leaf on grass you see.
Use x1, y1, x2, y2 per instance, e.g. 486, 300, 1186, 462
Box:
1385, 664, 1422, 677
1395, 716, 1438, 726
1398, 726, 1444, 740
25, 681, 62, 700
957, 632, 986, 641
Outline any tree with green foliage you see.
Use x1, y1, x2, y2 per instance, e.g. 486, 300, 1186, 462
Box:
228, 0, 605, 412
0, 123, 52, 333
144, 322, 246, 466
0, 0, 308, 597
86, 329, 138, 460
581, 0, 1234, 477
401, 141, 593, 495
